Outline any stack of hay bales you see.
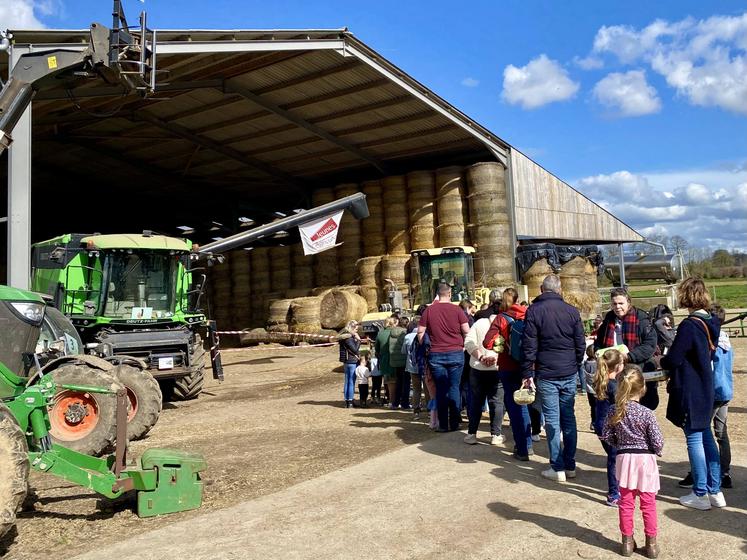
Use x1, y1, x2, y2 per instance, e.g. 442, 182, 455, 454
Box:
291, 243, 314, 291
270, 245, 291, 293
230, 249, 252, 328
208, 252, 233, 329
335, 183, 362, 284
382, 176, 409, 255
407, 171, 437, 250
249, 247, 271, 327
289, 296, 323, 333
583, 259, 600, 308
466, 162, 513, 286
312, 188, 339, 286
356, 256, 382, 312
361, 180, 386, 257
320, 289, 368, 330
436, 166, 469, 247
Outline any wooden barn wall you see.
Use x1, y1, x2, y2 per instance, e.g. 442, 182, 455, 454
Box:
510, 150, 642, 243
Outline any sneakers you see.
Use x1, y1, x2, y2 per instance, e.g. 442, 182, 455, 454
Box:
531, 434, 541, 442
721, 473, 733, 489
565, 469, 577, 479
541, 468, 566, 482
679, 492, 711, 510
463, 433, 478, 445
512, 451, 530, 462
490, 434, 505, 446
606, 496, 619, 507
678, 472, 694, 488
709, 492, 727, 508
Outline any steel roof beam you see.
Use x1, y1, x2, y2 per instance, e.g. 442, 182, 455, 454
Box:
224, 81, 387, 174
31, 79, 225, 102
131, 110, 308, 187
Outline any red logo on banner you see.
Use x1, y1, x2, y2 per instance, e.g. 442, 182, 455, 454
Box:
311, 218, 338, 241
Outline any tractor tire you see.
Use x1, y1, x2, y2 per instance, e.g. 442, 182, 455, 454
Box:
171, 346, 206, 401
111, 364, 162, 441
0, 403, 29, 541
48, 364, 120, 456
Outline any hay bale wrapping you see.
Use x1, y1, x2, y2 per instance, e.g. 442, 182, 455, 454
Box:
320, 290, 368, 329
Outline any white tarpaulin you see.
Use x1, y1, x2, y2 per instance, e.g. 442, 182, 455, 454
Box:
298, 210, 344, 255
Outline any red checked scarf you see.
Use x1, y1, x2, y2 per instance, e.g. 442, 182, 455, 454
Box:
602, 308, 640, 350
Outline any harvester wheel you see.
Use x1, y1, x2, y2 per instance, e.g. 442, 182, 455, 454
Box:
111, 364, 162, 441
0, 403, 29, 540
48, 364, 119, 456
171, 346, 206, 401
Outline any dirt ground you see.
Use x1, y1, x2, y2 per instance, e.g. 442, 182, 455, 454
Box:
1, 338, 745, 559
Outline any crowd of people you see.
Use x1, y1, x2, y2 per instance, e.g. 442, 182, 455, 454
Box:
337, 275, 735, 558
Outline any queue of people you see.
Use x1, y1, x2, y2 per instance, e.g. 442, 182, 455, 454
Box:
337, 275, 735, 558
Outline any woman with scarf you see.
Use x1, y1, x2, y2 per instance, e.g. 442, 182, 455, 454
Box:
594, 288, 658, 410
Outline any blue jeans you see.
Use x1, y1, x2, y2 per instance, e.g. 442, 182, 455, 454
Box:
537, 375, 578, 472
499, 371, 532, 456
343, 363, 356, 401
601, 441, 620, 500
684, 427, 721, 495
428, 350, 464, 431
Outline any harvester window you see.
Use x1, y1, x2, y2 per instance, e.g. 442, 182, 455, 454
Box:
103, 252, 178, 319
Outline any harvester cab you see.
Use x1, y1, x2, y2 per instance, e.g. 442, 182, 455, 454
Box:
410, 246, 479, 307
0, 284, 205, 540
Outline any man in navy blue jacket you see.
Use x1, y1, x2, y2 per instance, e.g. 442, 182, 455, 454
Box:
521, 274, 586, 482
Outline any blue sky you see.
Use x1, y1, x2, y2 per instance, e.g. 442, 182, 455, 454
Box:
3, 0, 746, 252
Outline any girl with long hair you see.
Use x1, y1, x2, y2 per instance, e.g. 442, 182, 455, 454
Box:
602, 366, 663, 558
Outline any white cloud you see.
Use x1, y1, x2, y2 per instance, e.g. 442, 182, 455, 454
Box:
573, 55, 604, 70
0, 0, 56, 28
575, 166, 747, 250
461, 77, 480, 88
501, 54, 580, 109
590, 13, 747, 115
592, 70, 661, 116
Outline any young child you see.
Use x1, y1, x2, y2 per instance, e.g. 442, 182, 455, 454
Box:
369, 355, 382, 405
355, 355, 371, 407
601, 366, 664, 559
593, 348, 626, 507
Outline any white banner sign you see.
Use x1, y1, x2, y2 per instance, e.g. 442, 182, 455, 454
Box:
298, 210, 345, 255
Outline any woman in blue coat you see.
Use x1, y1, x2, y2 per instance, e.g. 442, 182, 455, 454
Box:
662, 277, 723, 511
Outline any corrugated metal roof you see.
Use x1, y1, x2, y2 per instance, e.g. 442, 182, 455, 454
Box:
1, 27, 641, 244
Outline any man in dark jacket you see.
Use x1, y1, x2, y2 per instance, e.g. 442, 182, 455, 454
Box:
521, 275, 586, 482
594, 287, 659, 409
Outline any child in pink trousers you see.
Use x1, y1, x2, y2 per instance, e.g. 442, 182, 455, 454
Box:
601, 365, 663, 559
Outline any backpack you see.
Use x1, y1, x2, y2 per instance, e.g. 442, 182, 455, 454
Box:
500, 313, 525, 362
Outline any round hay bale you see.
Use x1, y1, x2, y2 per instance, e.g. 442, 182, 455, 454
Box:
292, 266, 314, 289
522, 258, 554, 299
267, 323, 289, 334
473, 252, 514, 286
359, 285, 380, 312
314, 253, 339, 286
468, 192, 509, 224
470, 223, 512, 255
231, 250, 251, 275
320, 290, 368, 329
437, 222, 467, 247
238, 327, 268, 346
361, 179, 385, 256
437, 196, 467, 225
289, 296, 322, 325
436, 166, 465, 198
356, 256, 382, 285
267, 298, 294, 325
385, 223, 409, 255
559, 256, 588, 298
466, 162, 507, 196
382, 175, 407, 203
312, 187, 335, 206
409, 225, 437, 250
381, 255, 410, 286
270, 246, 292, 292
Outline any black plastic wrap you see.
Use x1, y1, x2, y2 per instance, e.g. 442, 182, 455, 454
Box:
515, 243, 560, 278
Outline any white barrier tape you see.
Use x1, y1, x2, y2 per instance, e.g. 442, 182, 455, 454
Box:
216, 330, 339, 341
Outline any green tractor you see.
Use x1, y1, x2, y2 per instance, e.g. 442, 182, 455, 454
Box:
0, 284, 206, 541
28, 194, 370, 452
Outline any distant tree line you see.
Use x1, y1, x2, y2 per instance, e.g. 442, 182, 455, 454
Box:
600, 234, 746, 279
